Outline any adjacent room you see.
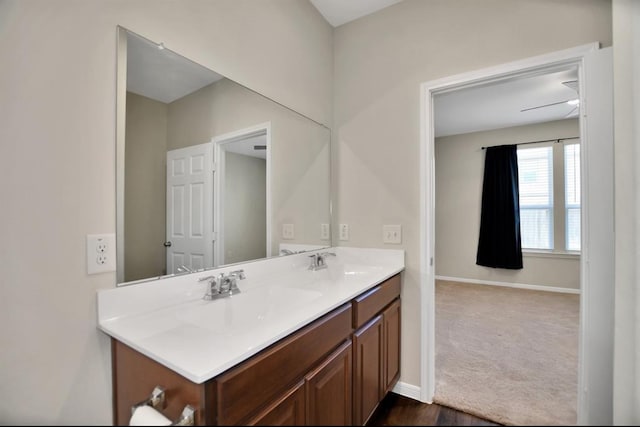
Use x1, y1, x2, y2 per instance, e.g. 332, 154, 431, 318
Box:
433, 68, 582, 425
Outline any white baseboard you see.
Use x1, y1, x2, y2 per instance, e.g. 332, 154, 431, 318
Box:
391, 381, 427, 403
435, 275, 580, 294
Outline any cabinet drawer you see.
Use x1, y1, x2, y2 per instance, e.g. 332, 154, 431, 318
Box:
214, 303, 352, 425
352, 274, 401, 329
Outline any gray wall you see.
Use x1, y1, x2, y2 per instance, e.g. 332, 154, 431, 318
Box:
224, 152, 267, 264
124, 92, 168, 282
333, 0, 611, 389
0, 0, 332, 424
435, 119, 580, 290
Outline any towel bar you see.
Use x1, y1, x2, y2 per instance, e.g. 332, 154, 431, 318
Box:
131, 386, 196, 426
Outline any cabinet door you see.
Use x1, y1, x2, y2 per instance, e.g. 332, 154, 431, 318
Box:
246, 381, 305, 426
305, 340, 353, 426
383, 299, 401, 394
353, 315, 384, 426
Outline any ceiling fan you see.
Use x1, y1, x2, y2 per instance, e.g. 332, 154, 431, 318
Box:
520, 80, 580, 117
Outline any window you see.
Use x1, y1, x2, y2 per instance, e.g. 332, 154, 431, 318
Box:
517, 142, 581, 252
564, 144, 581, 251
517, 147, 553, 250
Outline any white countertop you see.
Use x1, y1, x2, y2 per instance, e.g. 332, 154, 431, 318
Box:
97, 247, 404, 384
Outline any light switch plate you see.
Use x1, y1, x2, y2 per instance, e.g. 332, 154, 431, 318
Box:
320, 223, 330, 240
383, 225, 402, 244
87, 233, 116, 274
339, 224, 349, 241
282, 223, 295, 240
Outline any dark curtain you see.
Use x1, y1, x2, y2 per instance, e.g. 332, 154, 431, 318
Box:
476, 144, 523, 269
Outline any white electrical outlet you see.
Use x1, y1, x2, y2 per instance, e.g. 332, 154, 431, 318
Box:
383, 225, 402, 244
87, 233, 116, 274
339, 224, 349, 241
282, 223, 295, 240
320, 223, 330, 240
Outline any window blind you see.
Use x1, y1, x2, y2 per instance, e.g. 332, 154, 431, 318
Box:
517, 146, 553, 249
565, 143, 581, 251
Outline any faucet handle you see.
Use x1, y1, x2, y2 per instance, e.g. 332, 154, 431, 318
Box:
199, 275, 219, 300
308, 253, 321, 270
229, 269, 246, 280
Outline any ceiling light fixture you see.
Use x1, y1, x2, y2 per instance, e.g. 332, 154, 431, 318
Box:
567, 99, 579, 106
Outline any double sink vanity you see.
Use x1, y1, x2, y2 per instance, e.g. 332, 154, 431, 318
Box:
98, 247, 405, 425
108, 25, 404, 426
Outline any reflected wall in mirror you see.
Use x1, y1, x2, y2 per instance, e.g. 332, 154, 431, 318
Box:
116, 27, 331, 285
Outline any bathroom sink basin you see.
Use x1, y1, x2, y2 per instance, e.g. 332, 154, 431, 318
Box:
175, 286, 323, 335
314, 263, 384, 283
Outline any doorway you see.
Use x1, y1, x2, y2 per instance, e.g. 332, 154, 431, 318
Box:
212, 122, 272, 267
419, 43, 614, 424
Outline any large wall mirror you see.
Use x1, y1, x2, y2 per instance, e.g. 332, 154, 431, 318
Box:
116, 27, 331, 286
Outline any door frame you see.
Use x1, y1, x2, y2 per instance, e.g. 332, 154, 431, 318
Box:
211, 122, 272, 267
419, 42, 613, 424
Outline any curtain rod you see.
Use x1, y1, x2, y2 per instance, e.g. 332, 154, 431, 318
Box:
481, 136, 580, 150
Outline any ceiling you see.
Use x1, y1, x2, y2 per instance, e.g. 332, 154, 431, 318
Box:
434, 67, 580, 137
310, 0, 403, 27
126, 30, 224, 104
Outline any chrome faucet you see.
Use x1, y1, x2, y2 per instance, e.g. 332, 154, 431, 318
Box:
308, 252, 336, 271
219, 269, 245, 295
200, 269, 245, 300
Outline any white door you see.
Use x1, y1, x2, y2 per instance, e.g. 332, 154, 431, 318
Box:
166, 143, 214, 274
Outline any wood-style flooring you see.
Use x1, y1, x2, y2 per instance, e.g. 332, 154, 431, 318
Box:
367, 393, 502, 426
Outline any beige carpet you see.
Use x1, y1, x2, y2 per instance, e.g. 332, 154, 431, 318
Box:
434, 280, 579, 426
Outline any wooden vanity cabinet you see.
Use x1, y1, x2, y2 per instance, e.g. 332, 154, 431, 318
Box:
246, 380, 305, 425
111, 273, 401, 426
304, 340, 353, 425
352, 274, 401, 425
214, 303, 352, 425
112, 303, 352, 426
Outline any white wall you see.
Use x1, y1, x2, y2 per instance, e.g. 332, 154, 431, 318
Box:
435, 119, 580, 290
0, 0, 332, 424
612, 0, 640, 424
333, 0, 611, 391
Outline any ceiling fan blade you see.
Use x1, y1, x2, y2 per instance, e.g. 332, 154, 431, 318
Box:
520, 99, 573, 112
562, 79, 579, 93
564, 106, 579, 118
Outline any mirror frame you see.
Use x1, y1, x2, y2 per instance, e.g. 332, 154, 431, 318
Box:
115, 25, 332, 286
